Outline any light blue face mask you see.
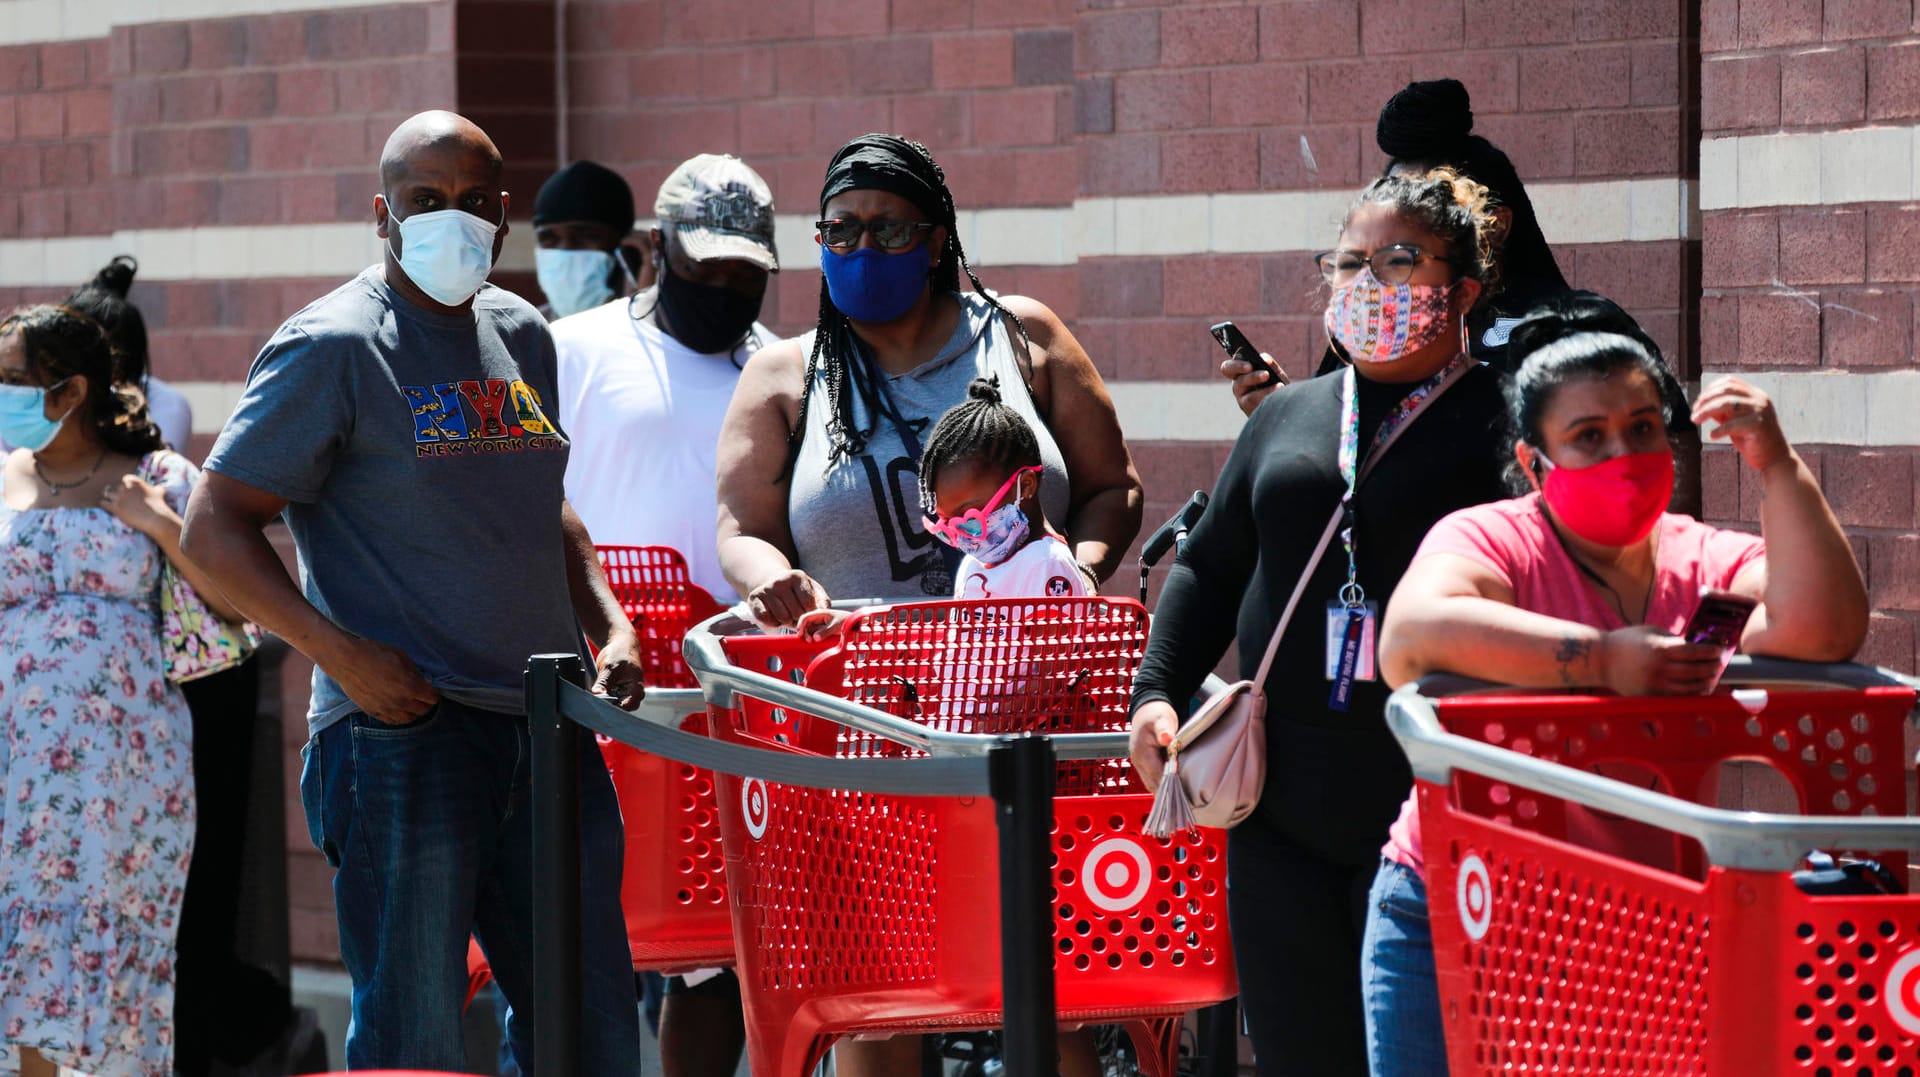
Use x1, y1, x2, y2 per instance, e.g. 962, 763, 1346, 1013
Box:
536, 247, 619, 319
387, 203, 502, 308
0, 379, 72, 452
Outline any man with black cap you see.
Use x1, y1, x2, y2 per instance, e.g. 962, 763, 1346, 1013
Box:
533, 159, 655, 320
550, 152, 777, 1077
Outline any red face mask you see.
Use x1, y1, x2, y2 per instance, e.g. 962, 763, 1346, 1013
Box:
1539, 449, 1675, 548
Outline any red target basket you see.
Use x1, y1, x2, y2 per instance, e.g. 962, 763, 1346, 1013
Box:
592, 545, 732, 972
1386, 665, 1920, 1075
686, 597, 1238, 1077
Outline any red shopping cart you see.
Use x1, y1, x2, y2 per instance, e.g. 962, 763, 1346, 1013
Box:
1387, 662, 1920, 1074
684, 596, 1238, 1077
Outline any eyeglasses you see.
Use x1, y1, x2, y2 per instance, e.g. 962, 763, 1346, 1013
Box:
922, 466, 1039, 543
1314, 245, 1452, 286
815, 218, 936, 253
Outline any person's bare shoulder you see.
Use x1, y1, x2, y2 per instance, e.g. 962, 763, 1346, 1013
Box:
993, 294, 1063, 349
736, 336, 808, 422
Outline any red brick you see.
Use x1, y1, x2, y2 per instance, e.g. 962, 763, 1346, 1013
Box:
567, 54, 626, 110
890, 0, 971, 33
17, 92, 62, 140
1779, 210, 1866, 285
1575, 0, 1678, 40
1114, 317, 1219, 381
215, 176, 280, 225
133, 23, 190, 74
1870, 533, 1920, 611
1014, 29, 1073, 86
187, 126, 248, 174
627, 51, 702, 104
1703, 212, 1779, 289
1631, 43, 1680, 107
975, 88, 1057, 148
301, 118, 368, 170
1826, 450, 1915, 528
1260, 124, 1362, 188
1569, 241, 1682, 309
811, 98, 892, 154
39, 41, 89, 90
1782, 47, 1868, 125
1474, 112, 1576, 178
1211, 64, 1308, 128
0, 144, 40, 189
1359, 0, 1463, 53
973, 0, 1072, 30
281, 173, 341, 224
1081, 259, 1163, 319
63, 88, 110, 138
273, 68, 337, 117
897, 92, 972, 150
696, 47, 775, 101
1079, 133, 1161, 195
1113, 70, 1209, 132
1736, 293, 1822, 368
366, 4, 433, 56
186, 19, 245, 70
0, 194, 17, 236
774, 41, 853, 97
1259, 252, 1325, 316
1825, 0, 1913, 41
1702, 55, 1780, 131
1461, 0, 1575, 46
159, 74, 220, 125
305, 10, 369, 61
0, 46, 38, 93
1857, 613, 1915, 676
1308, 58, 1413, 123
566, 1, 664, 52
1077, 10, 1159, 71
1868, 206, 1920, 282
40, 142, 90, 187
1700, 445, 1741, 522
1161, 130, 1259, 193
1162, 7, 1258, 67
1702, 0, 1739, 52
1165, 255, 1262, 316
1823, 290, 1912, 367
737, 100, 814, 156
1426, 52, 1519, 113
933, 33, 1015, 90
243, 14, 305, 65
1258, 0, 1359, 59
1869, 43, 1920, 119
0, 98, 14, 143
1520, 45, 1632, 112
1573, 109, 1679, 176
19, 190, 65, 237
1739, 0, 1826, 48
1010, 145, 1076, 205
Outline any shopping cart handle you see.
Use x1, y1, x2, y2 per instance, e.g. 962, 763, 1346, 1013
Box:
1410, 656, 1920, 701
681, 612, 1134, 760
1386, 678, 1920, 872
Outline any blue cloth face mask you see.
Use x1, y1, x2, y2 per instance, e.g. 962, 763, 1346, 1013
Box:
535, 248, 619, 319
820, 244, 931, 323
0, 380, 72, 452
387, 204, 502, 308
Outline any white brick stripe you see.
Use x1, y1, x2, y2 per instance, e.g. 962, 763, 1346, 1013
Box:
0, 0, 434, 45
1700, 126, 1920, 210
174, 380, 247, 436
1704, 371, 1920, 448
3, 179, 1694, 289
1106, 381, 1248, 443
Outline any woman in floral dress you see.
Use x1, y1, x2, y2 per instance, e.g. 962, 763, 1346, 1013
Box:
0, 306, 244, 1077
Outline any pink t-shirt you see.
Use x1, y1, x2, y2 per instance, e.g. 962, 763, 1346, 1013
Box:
1382, 494, 1767, 871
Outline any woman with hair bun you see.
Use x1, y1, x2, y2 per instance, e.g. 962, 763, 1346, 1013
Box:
63, 257, 193, 452
1363, 294, 1865, 1075
1129, 168, 1513, 1074
0, 305, 244, 1077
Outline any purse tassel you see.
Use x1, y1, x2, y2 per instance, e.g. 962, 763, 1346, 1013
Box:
1142, 751, 1196, 840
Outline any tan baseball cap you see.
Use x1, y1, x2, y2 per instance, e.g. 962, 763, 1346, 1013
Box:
654, 154, 778, 272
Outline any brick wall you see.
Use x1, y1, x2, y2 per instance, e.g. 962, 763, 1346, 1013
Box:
1699, 0, 1920, 676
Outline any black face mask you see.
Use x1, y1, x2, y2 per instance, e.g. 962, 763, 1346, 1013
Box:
657, 264, 764, 355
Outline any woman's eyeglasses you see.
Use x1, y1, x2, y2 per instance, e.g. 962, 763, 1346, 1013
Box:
816, 218, 936, 253
1314, 244, 1451, 286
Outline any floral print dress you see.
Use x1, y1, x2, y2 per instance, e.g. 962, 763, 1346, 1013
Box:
0, 451, 196, 1077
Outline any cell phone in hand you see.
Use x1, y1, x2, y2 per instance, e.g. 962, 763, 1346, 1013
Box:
1210, 321, 1286, 386
1682, 588, 1757, 651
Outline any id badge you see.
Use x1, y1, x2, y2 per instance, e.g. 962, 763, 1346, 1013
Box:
1323, 601, 1378, 681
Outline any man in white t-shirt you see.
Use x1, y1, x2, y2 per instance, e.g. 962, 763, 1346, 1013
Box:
550, 152, 777, 1075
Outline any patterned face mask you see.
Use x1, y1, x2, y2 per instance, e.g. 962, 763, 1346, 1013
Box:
1324, 268, 1457, 365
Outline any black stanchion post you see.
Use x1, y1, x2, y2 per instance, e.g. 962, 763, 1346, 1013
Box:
527, 653, 587, 1077
991, 733, 1057, 1076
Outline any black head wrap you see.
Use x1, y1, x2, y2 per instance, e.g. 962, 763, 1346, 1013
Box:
1377, 79, 1569, 307
533, 160, 636, 239
819, 134, 951, 225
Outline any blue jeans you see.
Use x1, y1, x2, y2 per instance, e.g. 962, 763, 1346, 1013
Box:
301, 700, 639, 1074
1360, 858, 1447, 1077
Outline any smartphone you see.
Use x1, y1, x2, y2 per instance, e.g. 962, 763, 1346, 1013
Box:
1682, 589, 1757, 651
1210, 321, 1286, 386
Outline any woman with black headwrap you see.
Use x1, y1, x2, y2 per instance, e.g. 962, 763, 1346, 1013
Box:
717, 134, 1141, 623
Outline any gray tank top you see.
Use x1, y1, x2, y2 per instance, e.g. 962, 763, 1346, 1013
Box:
788, 292, 1071, 602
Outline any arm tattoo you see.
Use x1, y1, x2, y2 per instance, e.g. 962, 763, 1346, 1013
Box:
1554, 636, 1592, 687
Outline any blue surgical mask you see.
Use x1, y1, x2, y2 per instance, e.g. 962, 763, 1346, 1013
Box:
536, 247, 619, 319
820, 244, 931, 323
387, 203, 501, 308
0, 380, 72, 452
931, 502, 1030, 566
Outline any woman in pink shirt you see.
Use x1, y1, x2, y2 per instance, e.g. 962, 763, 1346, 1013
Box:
1358, 295, 1867, 1076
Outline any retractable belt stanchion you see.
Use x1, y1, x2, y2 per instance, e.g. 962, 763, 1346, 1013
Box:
527, 654, 585, 1077
992, 733, 1059, 1077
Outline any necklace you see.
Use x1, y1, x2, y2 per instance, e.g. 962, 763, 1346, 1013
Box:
33, 449, 105, 495
1546, 511, 1658, 624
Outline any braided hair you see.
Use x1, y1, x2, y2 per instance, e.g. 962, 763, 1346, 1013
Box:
916, 375, 1041, 515
0, 304, 164, 457
782, 134, 1035, 479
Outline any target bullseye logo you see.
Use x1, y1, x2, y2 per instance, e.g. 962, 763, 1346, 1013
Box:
1082, 838, 1152, 913
742, 778, 770, 840
1457, 854, 1493, 941
1885, 950, 1920, 1035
